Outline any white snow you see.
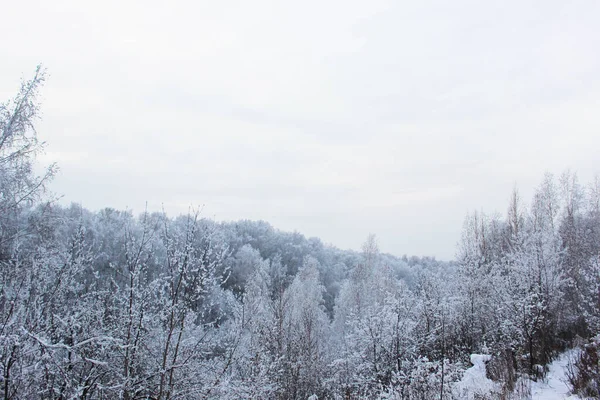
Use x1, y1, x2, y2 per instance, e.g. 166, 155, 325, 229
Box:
453, 354, 501, 400
452, 351, 582, 400
531, 350, 579, 400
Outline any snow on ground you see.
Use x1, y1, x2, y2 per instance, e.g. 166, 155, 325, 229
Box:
453, 351, 581, 400
454, 354, 500, 400
531, 350, 579, 400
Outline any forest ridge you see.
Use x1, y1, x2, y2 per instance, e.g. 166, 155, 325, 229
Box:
1, 69, 599, 399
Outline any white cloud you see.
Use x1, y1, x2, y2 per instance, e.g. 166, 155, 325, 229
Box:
4, 0, 600, 259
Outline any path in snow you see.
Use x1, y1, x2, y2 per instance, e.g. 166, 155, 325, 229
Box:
531, 350, 579, 400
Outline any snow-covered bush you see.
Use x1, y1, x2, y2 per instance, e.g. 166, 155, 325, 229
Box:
566, 335, 600, 399
453, 354, 501, 400
377, 357, 462, 400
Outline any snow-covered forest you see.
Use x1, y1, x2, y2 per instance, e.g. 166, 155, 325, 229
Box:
2, 70, 599, 399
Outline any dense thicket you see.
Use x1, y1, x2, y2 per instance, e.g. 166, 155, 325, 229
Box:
1, 69, 598, 399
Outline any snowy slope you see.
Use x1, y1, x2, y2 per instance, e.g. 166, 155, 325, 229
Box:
531, 350, 579, 400
453, 351, 581, 400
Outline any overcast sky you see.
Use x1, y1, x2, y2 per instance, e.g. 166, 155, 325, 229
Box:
2, 0, 599, 260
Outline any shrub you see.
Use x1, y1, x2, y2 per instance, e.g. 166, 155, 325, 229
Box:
566, 336, 600, 399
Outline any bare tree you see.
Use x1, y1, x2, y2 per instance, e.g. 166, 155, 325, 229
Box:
0, 65, 56, 257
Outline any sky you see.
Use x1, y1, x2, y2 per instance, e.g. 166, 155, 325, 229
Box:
1, 0, 599, 260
